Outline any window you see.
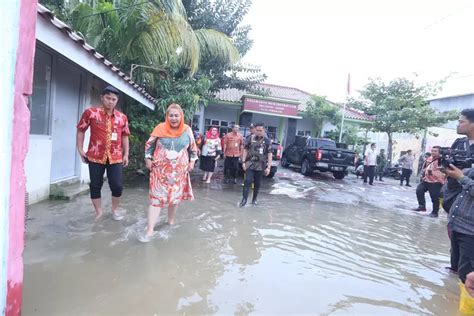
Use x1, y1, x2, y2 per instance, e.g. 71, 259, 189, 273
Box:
267, 126, 278, 141
30, 48, 53, 135
204, 118, 232, 136
297, 130, 311, 136
192, 115, 200, 131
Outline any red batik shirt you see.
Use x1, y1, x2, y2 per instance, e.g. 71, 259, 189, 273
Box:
77, 107, 130, 164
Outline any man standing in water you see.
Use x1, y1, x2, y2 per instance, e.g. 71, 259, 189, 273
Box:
363, 143, 377, 185
444, 163, 474, 300
239, 123, 272, 207
223, 123, 243, 184
76, 86, 130, 220
399, 150, 414, 187
443, 109, 474, 274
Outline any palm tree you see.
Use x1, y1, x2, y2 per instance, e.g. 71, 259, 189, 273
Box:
67, 0, 240, 76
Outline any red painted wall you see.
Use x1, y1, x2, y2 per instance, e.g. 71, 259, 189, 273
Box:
6, 0, 36, 314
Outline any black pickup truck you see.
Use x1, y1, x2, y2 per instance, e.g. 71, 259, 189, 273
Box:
281, 136, 356, 179
238, 127, 282, 178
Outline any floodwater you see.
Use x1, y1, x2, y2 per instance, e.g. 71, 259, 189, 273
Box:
23, 169, 462, 315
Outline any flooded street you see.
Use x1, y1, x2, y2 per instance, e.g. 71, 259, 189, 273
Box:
23, 168, 461, 315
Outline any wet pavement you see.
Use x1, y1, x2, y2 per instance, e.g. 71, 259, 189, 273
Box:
23, 168, 461, 315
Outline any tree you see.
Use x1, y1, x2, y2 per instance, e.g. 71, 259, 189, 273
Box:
48, 0, 240, 77
348, 77, 458, 163
122, 63, 212, 168
305, 95, 341, 137
182, 0, 267, 93
325, 126, 370, 148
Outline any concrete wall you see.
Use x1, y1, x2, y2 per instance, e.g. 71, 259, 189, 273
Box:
6, 0, 37, 314
425, 95, 473, 151
25, 136, 52, 204
0, 0, 22, 313
430, 94, 474, 129
296, 117, 315, 136
204, 103, 240, 125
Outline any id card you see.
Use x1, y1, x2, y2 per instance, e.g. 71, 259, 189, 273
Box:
111, 132, 118, 141
259, 148, 264, 155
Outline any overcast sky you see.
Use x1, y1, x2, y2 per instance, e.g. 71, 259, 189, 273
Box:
242, 0, 474, 101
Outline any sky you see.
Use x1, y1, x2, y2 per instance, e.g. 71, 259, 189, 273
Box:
242, 0, 474, 102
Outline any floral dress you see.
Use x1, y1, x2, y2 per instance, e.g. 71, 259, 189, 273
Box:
145, 127, 198, 208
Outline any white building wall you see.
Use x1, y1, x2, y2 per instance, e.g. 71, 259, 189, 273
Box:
25, 136, 53, 204
204, 104, 240, 122
296, 117, 315, 136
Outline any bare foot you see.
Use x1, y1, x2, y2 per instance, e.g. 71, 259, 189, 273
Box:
95, 212, 103, 220
167, 220, 175, 225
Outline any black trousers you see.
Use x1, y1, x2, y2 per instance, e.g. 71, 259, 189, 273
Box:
451, 231, 474, 283
400, 168, 412, 185
377, 166, 385, 180
225, 156, 240, 179
416, 181, 443, 214
243, 169, 263, 202
88, 161, 123, 199
363, 165, 375, 184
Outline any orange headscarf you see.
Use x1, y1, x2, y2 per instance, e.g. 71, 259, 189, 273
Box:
151, 103, 189, 138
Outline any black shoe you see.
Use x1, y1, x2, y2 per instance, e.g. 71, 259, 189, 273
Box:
369, 183, 374, 186
251, 199, 258, 206
406, 184, 412, 187
400, 183, 403, 186
233, 178, 237, 184
239, 198, 247, 208
224, 178, 230, 184
445, 267, 458, 274
412, 206, 426, 212
428, 212, 438, 218
379, 179, 384, 182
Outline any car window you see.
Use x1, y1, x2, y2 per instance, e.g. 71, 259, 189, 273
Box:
318, 139, 336, 148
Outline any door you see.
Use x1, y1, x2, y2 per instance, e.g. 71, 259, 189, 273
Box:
50, 59, 82, 182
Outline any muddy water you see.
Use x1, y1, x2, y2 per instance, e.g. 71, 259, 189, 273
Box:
23, 170, 461, 315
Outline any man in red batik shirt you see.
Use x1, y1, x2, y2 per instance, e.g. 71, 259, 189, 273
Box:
76, 86, 130, 220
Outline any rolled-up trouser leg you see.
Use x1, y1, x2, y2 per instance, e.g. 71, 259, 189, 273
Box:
88, 162, 106, 199
107, 162, 123, 197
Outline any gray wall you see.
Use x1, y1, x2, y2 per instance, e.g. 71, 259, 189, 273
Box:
430, 94, 474, 129
296, 117, 315, 136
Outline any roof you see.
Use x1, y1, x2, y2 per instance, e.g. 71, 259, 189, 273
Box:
428, 92, 474, 102
214, 83, 374, 122
37, 4, 157, 108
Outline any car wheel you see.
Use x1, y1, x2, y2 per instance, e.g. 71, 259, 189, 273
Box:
333, 171, 345, 180
281, 155, 290, 167
301, 159, 312, 176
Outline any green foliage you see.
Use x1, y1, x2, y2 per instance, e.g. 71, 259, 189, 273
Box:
325, 126, 369, 147
183, 0, 266, 92
305, 95, 341, 137
63, 0, 239, 76
349, 77, 458, 161
122, 63, 212, 169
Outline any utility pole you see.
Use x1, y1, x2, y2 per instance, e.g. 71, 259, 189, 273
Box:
339, 73, 350, 143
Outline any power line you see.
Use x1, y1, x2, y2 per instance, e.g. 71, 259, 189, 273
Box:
423, 3, 473, 30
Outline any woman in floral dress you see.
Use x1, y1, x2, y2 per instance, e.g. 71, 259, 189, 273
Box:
200, 127, 222, 183
140, 104, 198, 242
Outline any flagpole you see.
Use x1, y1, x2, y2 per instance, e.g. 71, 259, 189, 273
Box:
339, 73, 350, 143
